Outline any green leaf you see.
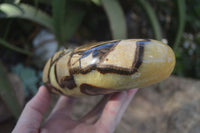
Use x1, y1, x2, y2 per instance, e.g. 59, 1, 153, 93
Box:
63, 9, 85, 42
138, 0, 162, 40
0, 38, 32, 55
173, 0, 186, 50
52, 0, 67, 45
101, 0, 127, 39
52, 0, 85, 45
0, 61, 22, 118
0, 3, 54, 31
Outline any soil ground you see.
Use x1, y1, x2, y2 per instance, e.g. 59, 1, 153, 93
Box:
0, 76, 200, 133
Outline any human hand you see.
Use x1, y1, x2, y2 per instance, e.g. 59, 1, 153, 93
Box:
12, 86, 138, 133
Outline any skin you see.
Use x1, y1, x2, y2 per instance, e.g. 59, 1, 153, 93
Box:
12, 86, 138, 133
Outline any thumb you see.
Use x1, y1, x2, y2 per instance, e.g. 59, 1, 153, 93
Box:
12, 86, 51, 133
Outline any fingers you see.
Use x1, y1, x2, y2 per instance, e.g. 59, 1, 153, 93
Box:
116, 89, 138, 123
12, 86, 50, 133
96, 88, 138, 133
41, 95, 76, 132
47, 95, 76, 120
80, 95, 112, 124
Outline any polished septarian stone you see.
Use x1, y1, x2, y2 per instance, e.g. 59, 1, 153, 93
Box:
43, 39, 176, 97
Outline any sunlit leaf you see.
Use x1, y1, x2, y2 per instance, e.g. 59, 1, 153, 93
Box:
101, 0, 127, 39
0, 3, 53, 31
0, 61, 22, 118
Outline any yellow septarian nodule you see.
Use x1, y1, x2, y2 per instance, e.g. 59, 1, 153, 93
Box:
43, 39, 175, 96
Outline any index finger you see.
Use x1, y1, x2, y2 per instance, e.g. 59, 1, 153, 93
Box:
95, 88, 138, 133
12, 86, 51, 133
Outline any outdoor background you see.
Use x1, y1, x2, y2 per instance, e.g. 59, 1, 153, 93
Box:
0, 0, 200, 132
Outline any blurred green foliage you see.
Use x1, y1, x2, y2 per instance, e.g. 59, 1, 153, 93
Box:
173, 0, 200, 78
173, 0, 186, 50
138, 0, 162, 41
11, 63, 42, 96
175, 33, 200, 78
0, 0, 200, 119
0, 61, 22, 118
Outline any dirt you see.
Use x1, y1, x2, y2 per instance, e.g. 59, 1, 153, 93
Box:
72, 76, 200, 133
115, 76, 200, 133
0, 76, 200, 133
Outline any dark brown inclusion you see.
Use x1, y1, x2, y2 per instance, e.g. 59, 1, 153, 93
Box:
98, 40, 147, 74
60, 76, 77, 89
47, 50, 77, 90
45, 83, 63, 94
78, 41, 119, 60
132, 40, 146, 73
70, 40, 149, 75
70, 41, 119, 74
80, 84, 120, 95
47, 57, 53, 83
54, 60, 77, 90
